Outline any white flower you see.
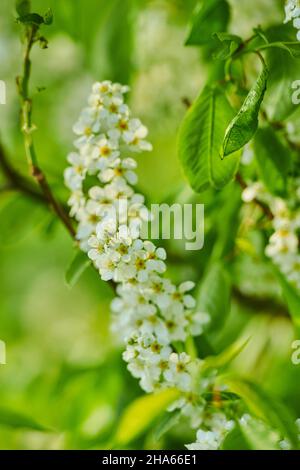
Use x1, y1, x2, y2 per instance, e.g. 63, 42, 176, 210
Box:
209, 413, 235, 435
91, 136, 120, 165
112, 287, 154, 318
92, 80, 113, 95
67, 190, 85, 217
96, 216, 118, 242
279, 439, 292, 450
186, 430, 221, 450
282, 255, 300, 290
87, 235, 105, 263
88, 186, 113, 208
109, 116, 131, 138
126, 357, 145, 380
185, 311, 210, 337
186, 413, 235, 450
126, 246, 151, 282
92, 80, 129, 97
105, 178, 134, 200
168, 393, 205, 429
146, 274, 174, 309
96, 251, 119, 281
99, 157, 137, 185
164, 352, 192, 391
64, 152, 87, 191
76, 200, 104, 246
266, 228, 298, 257
169, 281, 196, 315
127, 194, 150, 238
241, 182, 264, 203
139, 314, 169, 343
123, 119, 153, 152
87, 92, 105, 111
122, 332, 173, 392
143, 241, 167, 273
163, 308, 188, 341
284, 0, 300, 23
241, 144, 254, 166
284, 1, 300, 40
73, 111, 100, 147
102, 97, 129, 123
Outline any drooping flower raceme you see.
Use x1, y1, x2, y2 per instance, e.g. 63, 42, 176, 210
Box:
65, 81, 240, 449
284, 0, 300, 40
242, 182, 300, 291
64, 81, 299, 450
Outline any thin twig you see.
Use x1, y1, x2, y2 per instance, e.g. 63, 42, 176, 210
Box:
16, 23, 75, 237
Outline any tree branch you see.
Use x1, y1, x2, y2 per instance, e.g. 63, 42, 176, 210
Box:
232, 287, 289, 318
0, 141, 45, 204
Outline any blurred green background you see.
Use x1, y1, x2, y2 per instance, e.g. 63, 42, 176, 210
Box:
0, 0, 299, 449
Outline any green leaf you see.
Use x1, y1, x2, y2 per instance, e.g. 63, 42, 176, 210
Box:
16, 0, 30, 16
44, 8, 53, 25
65, 250, 91, 288
202, 337, 249, 371
222, 64, 269, 157
258, 41, 300, 59
222, 377, 299, 449
254, 127, 291, 196
221, 425, 251, 450
213, 32, 242, 60
196, 262, 231, 331
91, 0, 135, 84
153, 410, 181, 441
211, 183, 242, 259
178, 85, 240, 193
185, 0, 230, 46
274, 268, 300, 335
0, 194, 47, 246
194, 333, 216, 359
17, 12, 45, 25
114, 389, 179, 446
264, 24, 300, 121
0, 407, 50, 432
253, 26, 269, 45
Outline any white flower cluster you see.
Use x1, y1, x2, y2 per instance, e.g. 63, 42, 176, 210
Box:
240, 414, 300, 450
186, 413, 235, 450
242, 182, 300, 291
284, 0, 300, 40
64, 80, 152, 251
186, 414, 300, 451
65, 80, 216, 440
